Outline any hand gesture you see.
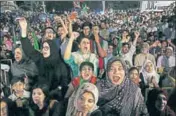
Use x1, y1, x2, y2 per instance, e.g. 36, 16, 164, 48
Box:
54, 16, 62, 23
134, 31, 140, 38
67, 15, 72, 23
18, 17, 27, 30
70, 32, 79, 41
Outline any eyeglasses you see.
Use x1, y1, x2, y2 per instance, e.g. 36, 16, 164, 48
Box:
43, 46, 49, 51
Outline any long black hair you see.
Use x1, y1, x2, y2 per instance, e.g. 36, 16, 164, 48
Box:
146, 88, 168, 115
30, 83, 50, 111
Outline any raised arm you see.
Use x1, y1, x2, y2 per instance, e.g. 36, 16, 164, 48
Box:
67, 16, 73, 37
55, 16, 68, 40
19, 18, 41, 62
133, 31, 140, 46
93, 29, 107, 58
64, 33, 75, 60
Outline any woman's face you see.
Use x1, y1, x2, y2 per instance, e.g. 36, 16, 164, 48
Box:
80, 65, 93, 81
77, 92, 95, 113
145, 62, 153, 73
79, 38, 90, 54
166, 49, 172, 57
42, 42, 50, 58
129, 69, 140, 85
0, 101, 8, 116
108, 61, 125, 85
12, 81, 24, 97
15, 48, 22, 62
32, 88, 45, 105
155, 94, 167, 111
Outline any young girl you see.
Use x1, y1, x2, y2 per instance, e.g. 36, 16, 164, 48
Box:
30, 83, 64, 116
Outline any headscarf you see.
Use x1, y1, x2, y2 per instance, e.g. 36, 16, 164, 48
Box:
106, 57, 128, 87
96, 57, 139, 115
43, 40, 62, 67
14, 46, 27, 64
11, 46, 38, 77
74, 83, 99, 114
66, 83, 98, 116
140, 60, 159, 85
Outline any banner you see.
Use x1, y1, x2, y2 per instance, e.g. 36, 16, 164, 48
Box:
140, 1, 174, 12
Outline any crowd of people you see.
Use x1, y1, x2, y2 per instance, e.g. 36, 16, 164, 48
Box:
0, 3, 176, 116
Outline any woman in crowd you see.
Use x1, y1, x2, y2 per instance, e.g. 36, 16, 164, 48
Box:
64, 32, 98, 78
140, 60, 160, 88
96, 57, 148, 116
66, 83, 102, 116
30, 83, 64, 116
19, 18, 71, 101
10, 46, 38, 90
147, 88, 175, 116
65, 61, 97, 98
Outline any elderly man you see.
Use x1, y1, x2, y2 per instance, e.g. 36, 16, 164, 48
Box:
135, 42, 156, 70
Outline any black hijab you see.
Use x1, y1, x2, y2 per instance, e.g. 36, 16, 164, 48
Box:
42, 40, 62, 68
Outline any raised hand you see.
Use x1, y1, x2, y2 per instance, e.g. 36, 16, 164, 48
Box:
70, 32, 79, 41
18, 17, 27, 30
18, 18, 27, 37
134, 31, 140, 38
54, 16, 62, 23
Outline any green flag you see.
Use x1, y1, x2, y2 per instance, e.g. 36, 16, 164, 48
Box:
32, 32, 40, 51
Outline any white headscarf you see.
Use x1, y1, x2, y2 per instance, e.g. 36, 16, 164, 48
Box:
74, 83, 99, 114
141, 60, 160, 85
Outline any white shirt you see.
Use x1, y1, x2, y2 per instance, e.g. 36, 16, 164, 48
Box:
121, 44, 136, 66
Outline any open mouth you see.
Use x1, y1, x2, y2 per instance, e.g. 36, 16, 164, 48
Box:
34, 98, 40, 103
113, 76, 120, 83
84, 47, 88, 50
